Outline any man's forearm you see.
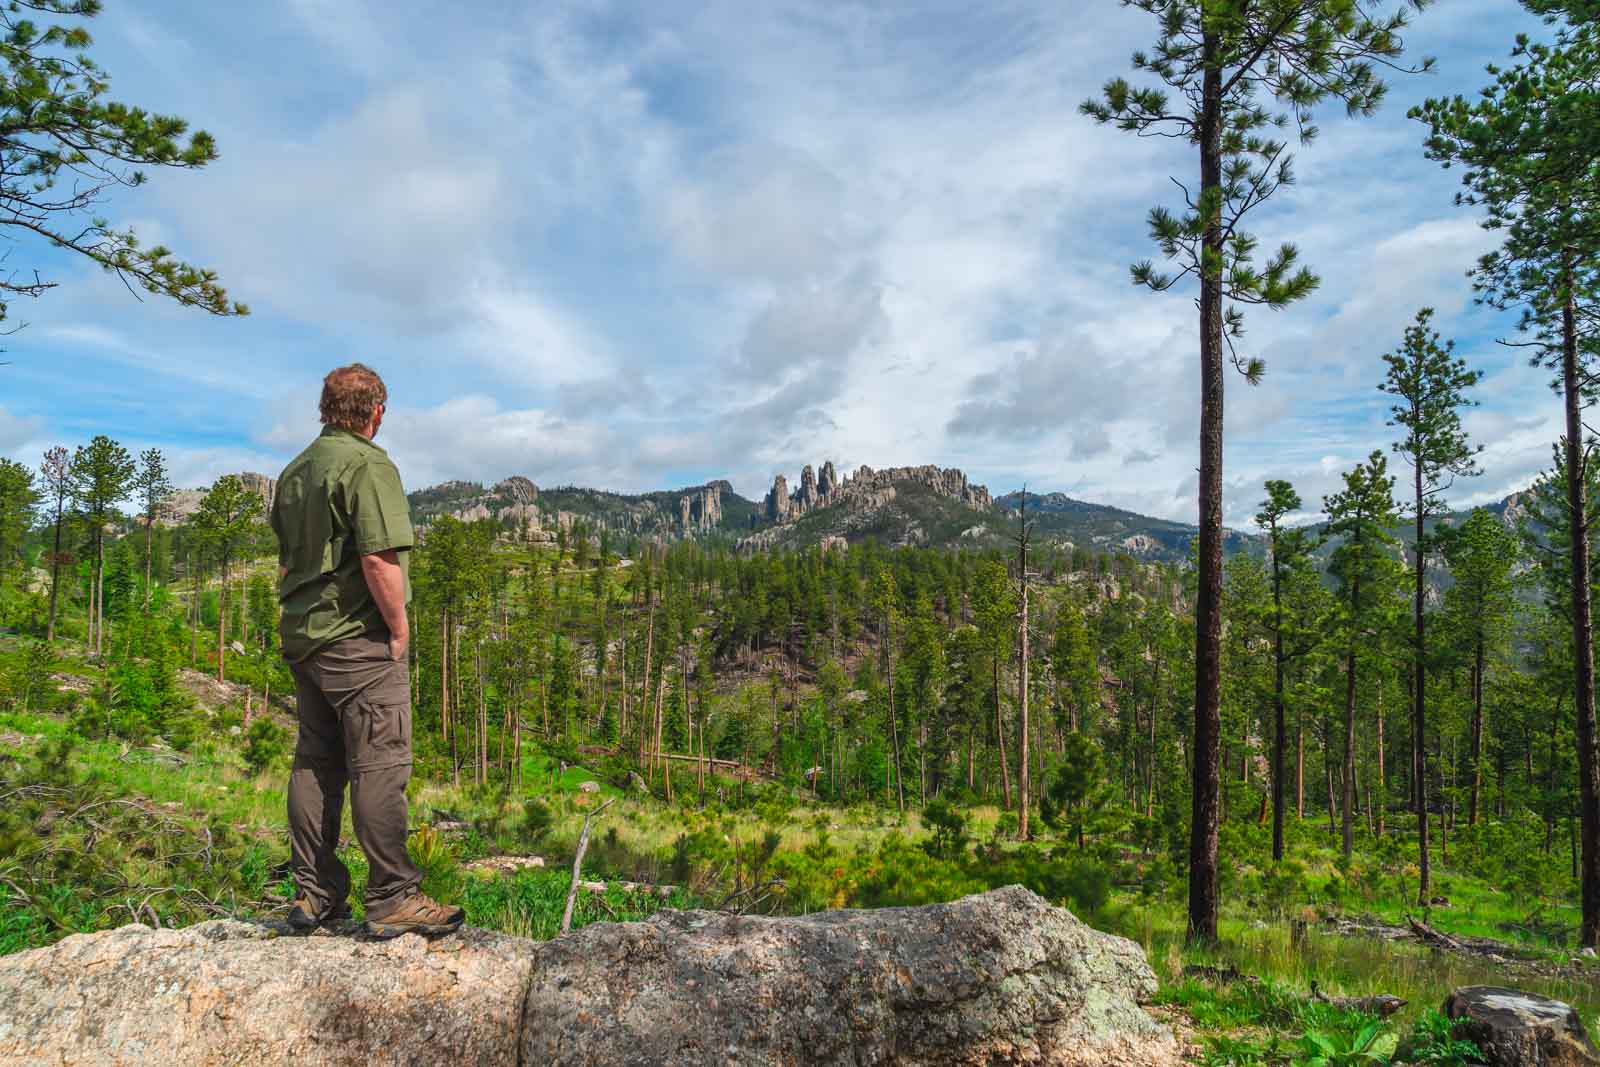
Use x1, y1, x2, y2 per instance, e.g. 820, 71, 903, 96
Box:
360, 549, 408, 641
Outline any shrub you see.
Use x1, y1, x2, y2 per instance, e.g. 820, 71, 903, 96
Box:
921, 799, 969, 860
242, 718, 288, 775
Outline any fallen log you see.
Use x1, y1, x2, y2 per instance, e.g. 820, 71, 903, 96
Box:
1409, 916, 1470, 954
1311, 980, 1408, 1018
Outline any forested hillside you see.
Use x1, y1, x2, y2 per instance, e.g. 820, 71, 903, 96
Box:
9, 0, 1600, 1061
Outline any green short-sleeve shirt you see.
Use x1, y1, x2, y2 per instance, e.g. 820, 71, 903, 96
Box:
272, 426, 414, 662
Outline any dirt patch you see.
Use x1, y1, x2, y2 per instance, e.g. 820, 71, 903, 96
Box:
464, 855, 547, 876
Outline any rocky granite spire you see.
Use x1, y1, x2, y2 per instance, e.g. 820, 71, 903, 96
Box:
819, 461, 838, 498
798, 465, 818, 509
765, 474, 791, 522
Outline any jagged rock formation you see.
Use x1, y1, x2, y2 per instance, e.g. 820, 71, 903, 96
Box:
495, 476, 538, 506
678, 482, 723, 535
410, 478, 750, 543
0, 887, 1175, 1067
758, 461, 992, 528
237, 473, 277, 514
156, 472, 278, 526
766, 473, 791, 522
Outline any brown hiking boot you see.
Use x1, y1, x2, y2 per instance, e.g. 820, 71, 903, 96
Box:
364, 892, 465, 939
286, 896, 352, 934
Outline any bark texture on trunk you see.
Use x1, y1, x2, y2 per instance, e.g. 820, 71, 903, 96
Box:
1414, 467, 1431, 903
1187, 46, 1224, 946
1560, 272, 1600, 948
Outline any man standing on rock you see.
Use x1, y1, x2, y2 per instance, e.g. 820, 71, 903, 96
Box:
272, 363, 464, 938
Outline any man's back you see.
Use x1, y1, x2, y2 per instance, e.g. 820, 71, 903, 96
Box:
273, 426, 413, 662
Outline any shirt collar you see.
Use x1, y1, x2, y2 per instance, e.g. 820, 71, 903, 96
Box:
319, 425, 388, 456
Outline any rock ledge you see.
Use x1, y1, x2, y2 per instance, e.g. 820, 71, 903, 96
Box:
0, 886, 1174, 1067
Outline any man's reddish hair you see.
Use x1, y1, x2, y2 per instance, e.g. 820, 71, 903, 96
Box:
319, 363, 387, 433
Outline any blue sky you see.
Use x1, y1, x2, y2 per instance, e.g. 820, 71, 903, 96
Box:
0, 0, 1569, 524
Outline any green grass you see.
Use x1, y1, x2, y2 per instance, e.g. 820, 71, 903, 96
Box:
8, 691, 1600, 1067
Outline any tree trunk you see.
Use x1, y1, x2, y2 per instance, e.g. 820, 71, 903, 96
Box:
1187, 41, 1224, 947
144, 514, 155, 613
1296, 715, 1304, 818
640, 591, 656, 774
476, 643, 487, 787
96, 532, 106, 658
1271, 534, 1287, 863
46, 503, 64, 643
1377, 685, 1386, 837
1561, 267, 1600, 947
450, 621, 460, 789
1343, 638, 1358, 862
994, 656, 1011, 809
216, 556, 228, 684
1413, 462, 1431, 905
441, 610, 450, 745
1469, 637, 1484, 826
1019, 578, 1030, 839
887, 622, 905, 814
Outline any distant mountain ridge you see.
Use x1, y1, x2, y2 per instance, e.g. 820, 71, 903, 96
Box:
996, 490, 1263, 559
403, 465, 1527, 563
407, 476, 758, 542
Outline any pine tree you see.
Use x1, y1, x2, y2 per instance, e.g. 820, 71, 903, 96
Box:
69, 435, 133, 658
1413, 10, 1600, 945
1381, 308, 1482, 903
132, 448, 172, 612
0, 1, 244, 326
191, 475, 263, 683
1323, 452, 1401, 862
39, 446, 71, 643
1440, 508, 1519, 828
1082, 0, 1432, 945
1254, 479, 1319, 861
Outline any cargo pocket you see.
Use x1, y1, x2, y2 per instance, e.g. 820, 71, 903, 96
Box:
351, 696, 412, 772
320, 535, 345, 576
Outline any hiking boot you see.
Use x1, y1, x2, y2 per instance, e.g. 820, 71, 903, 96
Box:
364, 892, 465, 939
286, 896, 352, 933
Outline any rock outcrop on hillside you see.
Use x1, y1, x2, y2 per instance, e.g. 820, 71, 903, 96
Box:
757, 461, 992, 527
0, 887, 1175, 1067
678, 482, 723, 535
157, 472, 278, 526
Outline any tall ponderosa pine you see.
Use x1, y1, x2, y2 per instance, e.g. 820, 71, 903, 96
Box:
0, 0, 245, 324
1380, 308, 1481, 903
1082, 0, 1432, 944
1254, 479, 1318, 862
1440, 508, 1518, 828
191, 475, 263, 683
132, 447, 172, 611
39, 445, 71, 642
1323, 451, 1400, 861
1414, 10, 1600, 945
69, 434, 133, 658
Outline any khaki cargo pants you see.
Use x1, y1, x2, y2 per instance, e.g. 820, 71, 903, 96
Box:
287, 632, 421, 918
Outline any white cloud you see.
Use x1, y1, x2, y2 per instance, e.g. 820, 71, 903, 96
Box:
0, 406, 42, 454
16, 0, 1558, 526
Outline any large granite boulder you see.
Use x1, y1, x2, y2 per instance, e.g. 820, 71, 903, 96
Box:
1441, 986, 1600, 1067
0, 921, 532, 1066
0, 886, 1174, 1066
524, 884, 1174, 1066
